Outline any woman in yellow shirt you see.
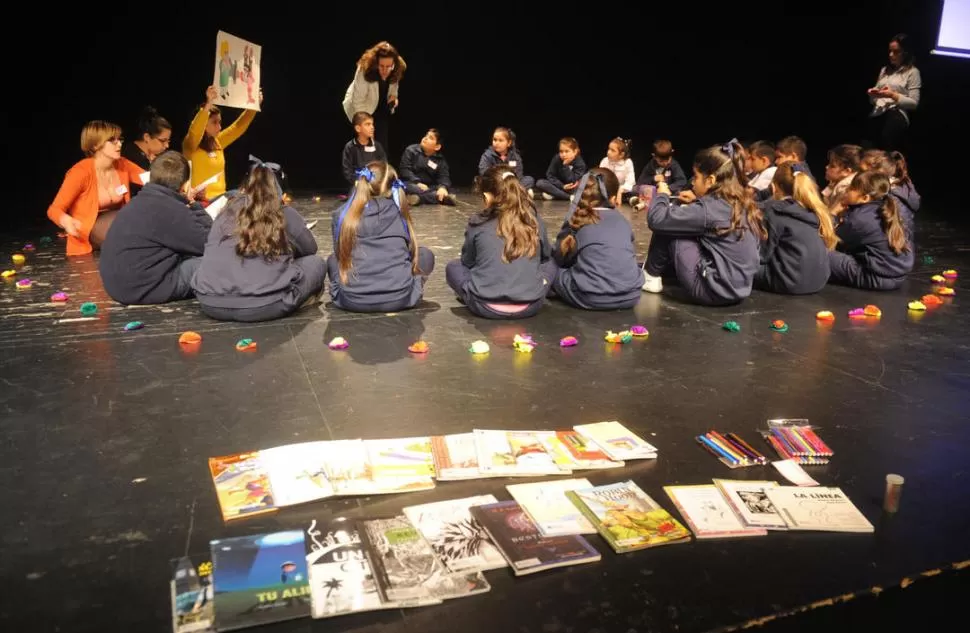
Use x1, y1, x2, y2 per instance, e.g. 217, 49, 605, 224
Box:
182, 85, 262, 199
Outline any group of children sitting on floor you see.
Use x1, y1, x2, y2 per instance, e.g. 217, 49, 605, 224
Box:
55, 108, 919, 323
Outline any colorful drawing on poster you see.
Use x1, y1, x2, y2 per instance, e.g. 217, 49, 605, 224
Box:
213, 30, 261, 111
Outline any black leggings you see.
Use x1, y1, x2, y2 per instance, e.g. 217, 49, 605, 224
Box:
868, 110, 909, 152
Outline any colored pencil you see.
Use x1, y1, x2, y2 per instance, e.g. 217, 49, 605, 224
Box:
707, 431, 747, 463
801, 427, 833, 456
727, 433, 766, 463
698, 434, 739, 465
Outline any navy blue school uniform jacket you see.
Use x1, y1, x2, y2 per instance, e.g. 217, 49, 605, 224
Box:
330, 197, 424, 308
647, 193, 761, 302
478, 147, 526, 179
342, 138, 387, 184
192, 197, 319, 308
637, 158, 688, 193
553, 208, 642, 301
544, 155, 588, 188
756, 198, 830, 294
892, 182, 920, 216
99, 183, 212, 304
753, 161, 817, 203
399, 144, 452, 189
460, 209, 552, 302
834, 201, 915, 279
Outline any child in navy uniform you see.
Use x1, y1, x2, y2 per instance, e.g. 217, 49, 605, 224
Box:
637, 139, 688, 200
744, 141, 776, 191
342, 112, 387, 185
552, 168, 643, 310
99, 151, 211, 305
822, 144, 862, 208
755, 162, 839, 295
398, 128, 456, 206
536, 137, 587, 200
774, 136, 815, 182
642, 140, 766, 306
328, 161, 434, 312
478, 127, 535, 198
446, 166, 555, 319
828, 170, 913, 290
192, 160, 325, 322
860, 149, 920, 217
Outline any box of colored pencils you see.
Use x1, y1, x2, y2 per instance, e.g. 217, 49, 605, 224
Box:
696, 430, 767, 468
760, 420, 833, 465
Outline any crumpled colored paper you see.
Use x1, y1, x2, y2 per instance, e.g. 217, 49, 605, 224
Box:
907, 301, 927, 311
178, 331, 202, 345
816, 310, 835, 321
51, 292, 68, 302
848, 308, 865, 317
864, 304, 882, 318
1, 270, 15, 278
15, 279, 31, 289
936, 287, 955, 296
931, 275, 946, 283
722, 321, 741, 332
80, 302, 98, 315
559, 336, 579, 347
469, 340, 490, 354
408, 341, 429, 353
328, 336, 349, 350
11, 254, 25, 265
235, 338, 257, 351
39, 236, 53, 245
604, 330, 633, 343
513, 334, 536, 353
943, 269, 958, 279
23, 243, 35, 252
921, 294, 943, 306
124, 321, 144, 331
769, 320, 789, 332
630, 325, 649, 337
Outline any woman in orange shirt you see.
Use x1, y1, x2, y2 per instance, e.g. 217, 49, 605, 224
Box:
47, 121, 145, 256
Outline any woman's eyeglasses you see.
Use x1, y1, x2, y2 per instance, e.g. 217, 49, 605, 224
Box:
108, 137, 125, 144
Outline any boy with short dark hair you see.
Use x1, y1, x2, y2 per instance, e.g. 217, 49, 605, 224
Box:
399, 128, 456, 206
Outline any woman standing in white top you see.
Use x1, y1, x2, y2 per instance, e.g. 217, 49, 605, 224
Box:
867, 33, 921, 152
600, 138, 643, 210
342, 42, 407, 158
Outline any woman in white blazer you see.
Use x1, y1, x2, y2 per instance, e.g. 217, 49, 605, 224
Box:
342, 41, 407, 157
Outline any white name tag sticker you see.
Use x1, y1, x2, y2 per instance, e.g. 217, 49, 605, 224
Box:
365, 145, 376, 153
115, 185, 128, 196
138, 172, 150, 184
207, 151, 217, 158
509, 160, 517, 167
427, 160, 438, 170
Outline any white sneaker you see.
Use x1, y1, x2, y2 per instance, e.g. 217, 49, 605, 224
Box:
642, 272, 663, 293
541, 192, 554, 200
528, 188, 535, 200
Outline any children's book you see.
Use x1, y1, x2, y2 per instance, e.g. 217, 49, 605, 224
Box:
572, 422, 658, 461
170, 556, 214, 633
764, 487, 874, 533
712, 479, 787, 530
208, 452, 276, 522
319, 440, 436, 497
469, 501, 601, 576
364, 437, 436, 478
554, 430, 626, 469
431, 433, 494, 480
357, 515, 443, 606
566, 480, 691, 553
303, 517, 396, 619
473, 430, 568, 476
210, 530, 311, 631
260, 441, 335, 508
505, 479, 597, 537
663, 485, 767, 539
402, 495, 508, 573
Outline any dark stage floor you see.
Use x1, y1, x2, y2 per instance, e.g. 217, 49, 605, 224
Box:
1, 194, 968, 633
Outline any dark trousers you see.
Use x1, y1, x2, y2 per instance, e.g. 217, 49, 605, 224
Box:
535, 179, 571, 200
828, 251, 904, 290
171, 257, 202, 301
199, 255, 327, 322
405, 182, 447, 205
445, 259, 556, 319
645, 234, 736, 306
553, 269, 643, 310
519, 175, 536, 191
326, 247, 435, 312
868, 110, 909, 152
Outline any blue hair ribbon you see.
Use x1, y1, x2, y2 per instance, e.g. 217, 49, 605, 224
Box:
721, 138, 740, 158
355, 167, 375, 182
564, 171, 614, 223
333, 174, 412, 244
249, 154, 285, 200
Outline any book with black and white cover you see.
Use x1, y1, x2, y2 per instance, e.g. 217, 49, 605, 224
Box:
712, 479, 787, 530
402, 495, 508, 573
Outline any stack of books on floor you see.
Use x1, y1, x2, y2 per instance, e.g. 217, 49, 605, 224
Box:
207, 421, 658, 521
173, 477, 873, 631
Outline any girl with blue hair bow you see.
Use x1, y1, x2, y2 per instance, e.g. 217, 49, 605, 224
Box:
328, 161, 434, 312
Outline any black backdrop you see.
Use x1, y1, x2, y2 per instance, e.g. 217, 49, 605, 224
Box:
9, 1, 969, 228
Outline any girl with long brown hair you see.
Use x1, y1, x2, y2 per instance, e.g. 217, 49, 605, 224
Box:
755, 162, 838, 295
642, 139, 766, 306
445, 166, 555, 319
551, 168, 643, 310
192, 160, 325, 322
828, 170, 914, 291
327, 161, 434, 312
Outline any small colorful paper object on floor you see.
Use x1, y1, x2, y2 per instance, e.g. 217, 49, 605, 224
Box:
513, 334, 536, 353
848, 308, 865, 317
816, 310, 835, 321
124, 321, 144, 331
863, 304, 882, 318
943, 269, 958, 279
15, 279, 31, 289
235, 338, 257, 351
630, 325, 649, 337
51, 292, 68, 302
212, 30, 261, 111
408, 340, 429, 354
328, 336, 349, 350
178, 331, 202, 345
12, 254, 25, 265
921, 294, 943, 306
931, 274, 946, 283
722, 321, 741, 332
469, 340, 490, 354
39, 236, 53, 245
23, 243, 35, 252
559, 336, 579, 347
908, 301, 927, 311
80, 302, 98, 316
769, 320, 789, 332
1, 270, 15, 278
937, 287, 956, 296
